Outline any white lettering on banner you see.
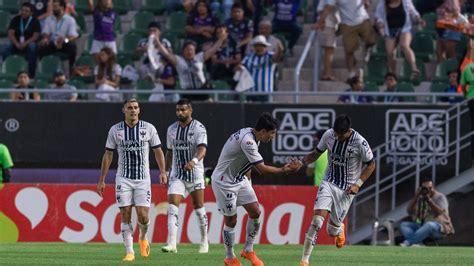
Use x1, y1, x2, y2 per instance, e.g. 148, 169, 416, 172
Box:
232, 206, 265, 244
385, 109, 449, 166
101, 204, 138, 243
272, 109, 335, 162
59, 191, 101, 243
14, 187, 48, 229
266, 203, 305, 244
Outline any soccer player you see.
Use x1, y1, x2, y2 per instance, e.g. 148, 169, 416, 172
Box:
96, 98, 168, 262
299, 114, 376, 266
212, 112, 302, 266
162, 98, 209, 254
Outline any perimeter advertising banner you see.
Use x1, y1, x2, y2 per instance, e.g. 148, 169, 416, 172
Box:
0, 184, 338, 245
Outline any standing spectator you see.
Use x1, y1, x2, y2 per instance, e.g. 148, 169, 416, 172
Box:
242, 0, 264, 33
211, 25, 242, 84
87, 0, 117, 55
225, 3, 254, 55
246, 20, 284, 55
436, 0, 463, 61
0, 144, 14, 183
2, 2, 41, 77
11, 71, 41, 101
147, 36, 177, 102
242, 35, 283, 102
210, 0, 234, 20
317, 0, 377, 78
185, 0, 220, 49
94, 47, 122, 102
45, 69, 78, 101
39, 0, 79, 76
272, 0, 303, 54
337, 76, 373, 103
316, 0, 340, 81
65, 0, 77, 17
155, 28, 228, 101
379, 72, 403, 103
30, 0, 52, 24
399, 177, 454, 246
375, 0, 424, 78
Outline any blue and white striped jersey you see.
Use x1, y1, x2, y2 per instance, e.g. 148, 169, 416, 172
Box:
166, 119, 207, 182
316, 129, 373, 190
212, 128, 264, 184
105, 120, 162, 180
242, 51, 277, 93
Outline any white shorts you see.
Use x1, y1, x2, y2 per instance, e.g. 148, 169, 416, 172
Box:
314, 180, 354, 225
168, 177, 205, 197
212, 177, 258, 216
115, 177, 151, 207
90, 40, 117, 54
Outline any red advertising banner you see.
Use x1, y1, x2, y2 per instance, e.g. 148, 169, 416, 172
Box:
0, 184, 338, 245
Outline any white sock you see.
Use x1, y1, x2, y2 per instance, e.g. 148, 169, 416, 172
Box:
138, 221, 149, 241
195, 207, 208, 244
121, 223, 134, 254
244, 218, 260, 252
223, 225, 236, 259
167, 204, 179, 247
301, 216, 324, 263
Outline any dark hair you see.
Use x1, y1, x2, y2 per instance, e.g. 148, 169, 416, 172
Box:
231, 2, 243, 10
148, 21, 161, 30
17, 71, 29, 78
333, 114, 351, 135
315, 129, 327, 140
123, 98, 139, 106
347, 76, 361, 87
385, 72, 397, 80
182, 40, 197, 51
21, 2, 34, 11
255, 112, 279, 131
447, 70, 458, 76
176, 98, 192, 107
420, 176, 433, 185
53, 0, 67, 9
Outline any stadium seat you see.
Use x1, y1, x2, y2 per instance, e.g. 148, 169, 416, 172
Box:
0, 0, 20, 13
0, 10, 10, 37
371, 38, 387, 60
81, 35, 94, 55
397, 81, 416, 102
36, 55, 63, 81
422, 13, 437, 32
430, 82, 449, 93
398, 60, 426, 86
411, 33, 435, 62
136, 79, 154, 101
161, 32, 182, 54
75, 0, 93, 15
114, 15, 122, 34
113, 0, 132, 15
68, 78, 88, 99
433, 58, 459, 83
212, 79, 233, 101
273, 33, 289, 58
131, 11, 156, 36
0, 79, 14, 99
0, 55, 27, 81
364, 80, 379, 92
76, 13, 87, 34
140, 0, 165, 15
74, 54, 95, 84
166, 11, 188, 38
118, 31, 143, 59
31, 79, 50, 90
364, 57, 387, 85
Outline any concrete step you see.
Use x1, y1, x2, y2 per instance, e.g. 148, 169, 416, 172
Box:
278, 80, 312, 91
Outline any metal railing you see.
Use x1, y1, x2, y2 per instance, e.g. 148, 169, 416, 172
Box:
294, 30, 317, 103
350, 99, 473, 232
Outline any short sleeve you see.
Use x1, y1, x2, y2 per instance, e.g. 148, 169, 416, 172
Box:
435, 194, 449, 210
105, 127, 116, 151
149, 125, 162, 149
8, 16, 18, 31
93, 65, 98, 76
358, 138, 374, 163
195, 123, 207, 147
240, 135, 263, 164
166, 127, 172, 150
0, 145, 14, 169
316, 130, 330, 153
113, 64, 122, 76
67, 17, 79, 38
42, 17, 52, 34
196, 52, 205, 63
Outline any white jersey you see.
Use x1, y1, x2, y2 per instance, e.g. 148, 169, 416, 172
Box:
105, 120, 162, 180
317, 128, 373, 190
212, 128, 264, 184
167, 119, 207, 182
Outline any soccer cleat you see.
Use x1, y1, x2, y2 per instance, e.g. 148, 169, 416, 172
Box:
300, 261, 309, 266
224, 257, 243, 266
139, 239, 150, 257
198, 242, 209, 253
161, 245, 177, 253
335, 223, 346, 248
240, 250, 264, 266
122, 253, 135, 262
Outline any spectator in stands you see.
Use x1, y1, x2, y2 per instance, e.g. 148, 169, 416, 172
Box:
45, 69, 78, 101
316, 0, 340, 81
30, 0, 52, 25
87, 0, 117, 55
272, 0, 303, 55
211, 25, 242, 84
39, 0, 79, 76
0, 143, 13, 183
442, 70, 463, 103
241, 35, 283, 102
155, 27, 229, 101
246, 20, 284, 56
337, 76, 373, 103
375, 0, 425, 79
225, 3, 254, 55
379, 72, 402, 103
11, 71, 41, 101
399, 177, 454, 247
210, 0, 234, 20
65, 0, 77, 17
2, 2, 41, 77
305, 129, 328, 187
94, 47, 122, 102
185, 0, 220, 49
242, 0, 264, 33
436, 0, 463, 61
317, 0, 377, 78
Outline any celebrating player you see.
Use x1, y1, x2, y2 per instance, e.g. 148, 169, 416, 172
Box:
212, 112, 302, 266
299, 114, 375, 266
162, 98, 209, 254
96, 98, 168, 261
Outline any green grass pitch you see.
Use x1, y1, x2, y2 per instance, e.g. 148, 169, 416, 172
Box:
1, 243, 474, 265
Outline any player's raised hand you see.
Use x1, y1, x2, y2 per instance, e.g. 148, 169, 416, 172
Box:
159, 172, 168, 185
346, 184, 360, 195
96, 181, 105, 197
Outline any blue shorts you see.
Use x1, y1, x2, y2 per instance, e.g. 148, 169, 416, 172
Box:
437, 29, 462, 41
385, 27, 402, 39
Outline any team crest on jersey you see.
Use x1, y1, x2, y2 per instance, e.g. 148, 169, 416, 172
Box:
246, 141, 254, 146
140, 130, 146, 139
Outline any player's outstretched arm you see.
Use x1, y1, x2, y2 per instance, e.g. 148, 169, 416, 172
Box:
253, 160, 302, 177
97, 150, 114, 197
302, 150, 322, 166
153, 147, 168, 185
